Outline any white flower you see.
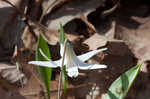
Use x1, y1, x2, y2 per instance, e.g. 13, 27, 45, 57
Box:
28, 40, 107, 77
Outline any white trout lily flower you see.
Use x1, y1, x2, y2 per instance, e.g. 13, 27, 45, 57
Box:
28, 40, 107, 77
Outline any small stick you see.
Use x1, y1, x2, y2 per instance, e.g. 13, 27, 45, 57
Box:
39, 0, 58, 23
0, 66, 16, 70
2, 0, 50, 33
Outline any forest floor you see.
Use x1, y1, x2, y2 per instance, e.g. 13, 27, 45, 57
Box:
0, 0, 150, 99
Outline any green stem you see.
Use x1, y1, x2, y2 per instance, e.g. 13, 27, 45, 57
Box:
58, 39, 67, 99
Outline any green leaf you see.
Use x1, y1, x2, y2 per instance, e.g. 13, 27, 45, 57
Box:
105, 64, 141, 99
35, 34, 52, 99
60, 23, 66, 44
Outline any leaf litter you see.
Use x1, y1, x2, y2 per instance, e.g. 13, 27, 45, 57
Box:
1, 0, 150, 99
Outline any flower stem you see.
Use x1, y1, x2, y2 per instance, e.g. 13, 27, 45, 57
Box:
58, 39, 67, 99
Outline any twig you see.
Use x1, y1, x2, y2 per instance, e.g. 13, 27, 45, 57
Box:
39, 0, 58, 23
58, 39, 67, 99
2, 0, 28, 20
39, 0, 71, 23
101, 0, 120, 18
0, 66, 16, 70
2, 0, 50, 38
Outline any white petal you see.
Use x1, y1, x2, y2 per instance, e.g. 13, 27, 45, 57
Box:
39, 49, 50, 61
78, 63, 107, 70
53, 59, 62, 66
66, 67, 79, 78
72, 55, 107, 70
28, 61, 58, 68
66, 58, 79, 77
78, 48, 107, 62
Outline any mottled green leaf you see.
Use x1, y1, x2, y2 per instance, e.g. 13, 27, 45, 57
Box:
35, 34, 52, 99
105, 64, 141, 99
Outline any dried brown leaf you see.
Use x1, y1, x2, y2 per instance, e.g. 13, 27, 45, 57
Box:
84, 21, 116, 50
44, 0, 104, 30
84, 34, 107, 50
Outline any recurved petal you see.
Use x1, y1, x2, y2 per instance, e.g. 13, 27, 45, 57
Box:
78, 63, 107, 70
66, 67, 79, 78
78, 48, 107, 62
53, 59, 62, 66
39, 49, 50, 61
72, 54, 107, 70
28, 61, 59, 68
